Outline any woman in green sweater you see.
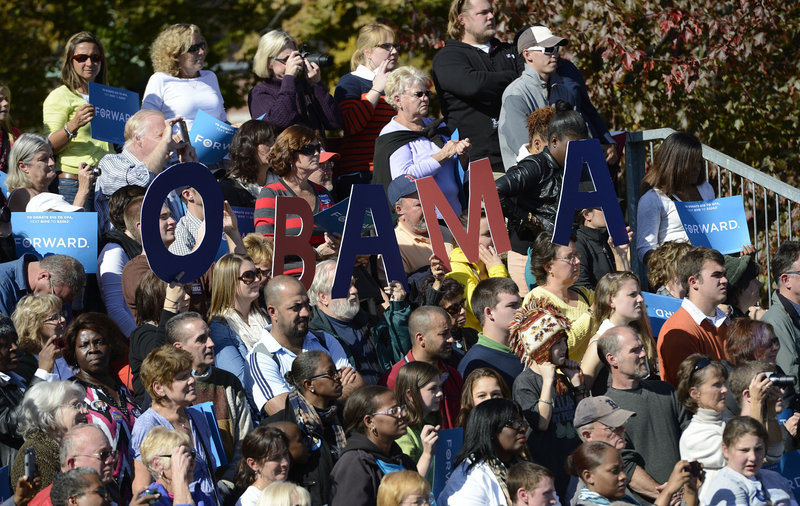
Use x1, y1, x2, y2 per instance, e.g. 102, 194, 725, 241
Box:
394, 361, 442, 481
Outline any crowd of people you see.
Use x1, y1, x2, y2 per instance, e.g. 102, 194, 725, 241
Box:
0, 1, 797, 505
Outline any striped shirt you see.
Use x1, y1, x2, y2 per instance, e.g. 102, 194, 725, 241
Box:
333, 69, 396, 176
254, 178, 334, 276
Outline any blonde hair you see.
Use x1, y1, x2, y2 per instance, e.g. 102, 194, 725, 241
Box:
140, 427, 192, 480
384, 66, 429, 109
140, 345, 193, 405
150, 24, 203, 76
253, 30, 297, 79
350, 24, 395, 71
208, 253, 261, 319
377, 470, 430, 506
447, 0, 481, 40
123, 109, 165, 150
257, 481, 311, 506
243, 233, 273, 267
60, 31, 108, 93
11, 294, 62, 354
6, 133, 51, 191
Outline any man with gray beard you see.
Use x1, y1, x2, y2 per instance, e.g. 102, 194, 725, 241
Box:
390, 175, 454, 274
308, 260, 411, 383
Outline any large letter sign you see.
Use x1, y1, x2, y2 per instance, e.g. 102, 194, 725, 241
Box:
141, 162, 223, 283
271, 197, 317, 289
417, 158, 511, 271
552, 139, 628, 246
330, 185, 406, 299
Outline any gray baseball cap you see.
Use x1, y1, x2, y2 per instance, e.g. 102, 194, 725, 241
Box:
573, 396, 635, 428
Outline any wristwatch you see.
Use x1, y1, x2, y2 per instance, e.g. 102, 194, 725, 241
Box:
64, 124, 78, 139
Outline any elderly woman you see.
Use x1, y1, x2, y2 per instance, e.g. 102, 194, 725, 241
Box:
254, 125, 336, 276
333, 23, 400, 196
139, 426, 214, 505
248, 30, 341, 137
142, 24, 225, 134
42, 31, 110, 209
11, 381, 88, 494
219, 120, 277, 208
0, 83, 21, 173
373, 66, 470, 214
11, 294, 72, 383
6, 133, 59, 212
524, 232, 595, 363
132, 345, 217, 500
63, 313, 140, 481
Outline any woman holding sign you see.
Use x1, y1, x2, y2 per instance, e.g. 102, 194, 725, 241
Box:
43, 31, 111, 211
636, 132, 715, 263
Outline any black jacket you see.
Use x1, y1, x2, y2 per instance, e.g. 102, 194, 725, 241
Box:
432, 38, 518, 173
329, 432, 415, 506
0, 374, 28, 467
495, 148, 562, 253
574, 224, 617, 288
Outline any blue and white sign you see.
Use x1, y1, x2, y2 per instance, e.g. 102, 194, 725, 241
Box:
765, 409, 800, 501
187, 402, 228, 467
432, 428, 463, 499
214, 206, 255, 261
12, 212, 98, 274
189, 110, 236, 165
642, 292, 682, 338
313, 198, 375, 237
88, 82, 139, 145
674, 195, 751, 255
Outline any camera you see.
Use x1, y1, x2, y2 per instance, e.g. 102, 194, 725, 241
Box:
299, 45, 333, 68
761, 371, 797, 387
686, 461, 702, 478
90, 165, 101, 178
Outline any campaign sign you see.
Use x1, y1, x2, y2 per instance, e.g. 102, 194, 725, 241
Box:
214, 206, 255, 261
314, 198, 375, 237
0, 171, 8, 198
12, 212, 98, 274
674, 195, 750, 254
189, 110, 237, 165
642, 292, 682, 338
187, 402, 228, 468
432, 428, 463, 499
763, 409, 800, 501
88, 82, 139, 145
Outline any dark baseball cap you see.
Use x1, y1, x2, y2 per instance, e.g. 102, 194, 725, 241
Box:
573, 396, 635, 428
387, 174, 419, 205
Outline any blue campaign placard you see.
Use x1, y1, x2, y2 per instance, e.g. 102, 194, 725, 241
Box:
214, 206, 255, 261
642, 291, 683, 338
674, 195, 750, 254
11, 212, 98, 274
0, 171, 8, 198
313, 198, 375, 237
189, 110, 237, 165
432, 428, 463, 499
88, 82, 139, 145
187, 402, 228, 467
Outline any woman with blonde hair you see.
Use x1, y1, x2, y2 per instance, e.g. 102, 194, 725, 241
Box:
11, 294, 70, 382
43, 31, 110, 210
248, 30, 341, 137
208, 253, 269, 410
333, 23, 400, 197
257, 481, 312, 506
377, 470, 431, 506
6, 133, 61, 212
581, 271, 657, 394
142, 24, 226, 133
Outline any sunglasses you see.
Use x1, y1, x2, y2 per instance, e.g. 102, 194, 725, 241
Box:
273, 56, 289, 64
296, 143, 322, 156
75, 449, 117, 462
504, 419, 529, 432
444, 299, 465, 316
238, 270, 263, 285
309, 369, 341, 381
528, 46, 560, 55
72, 54, 104, 63
376, 43, 400, 52
159, 450, 197, 459
186, 42, 206, 53
407, 90, 432, 99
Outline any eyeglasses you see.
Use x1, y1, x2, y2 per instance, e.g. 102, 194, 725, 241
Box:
72, 54, 104, 63
688, 357, 711, 382
784, 270, 800, 276
62, 400, 89, 411
186, 42, 206, 53
372, 405, 408, 418
75, 449, 118, 463
309, 369, 341, 381
238, 270, 263, 285
72, 487, 110, 500
159, 450, 197, 460
407, 90, 432, 99
44, 312, 67, 324
504, 419, 529, 432
443, 300, 465, 316
528, 46, 560, 55
376, 43, 400, 52
296, 143, 322, 156
256, 267, 272, 279
555, 254, 580, 264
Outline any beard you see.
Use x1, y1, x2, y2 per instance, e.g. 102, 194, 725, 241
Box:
411, 216, 428, 234
329, 294, 360, 321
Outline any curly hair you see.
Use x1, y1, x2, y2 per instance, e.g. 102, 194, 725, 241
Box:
62, 312, 126, 368
228, 119, 276, 185
253, 30, 297, 79
11, 294, 62, 354
526, 105, 555, 146
267, 124, 323, 177
17, 381, 84, 438
646, 240, 695, 290
242, 233, 274, 267
150, 24, 203, 76
350, 24, 395, 71
384, 66, 429, 109
60, 31, 107, 93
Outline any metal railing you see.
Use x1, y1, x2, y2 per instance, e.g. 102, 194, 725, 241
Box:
625, 128, 800, 304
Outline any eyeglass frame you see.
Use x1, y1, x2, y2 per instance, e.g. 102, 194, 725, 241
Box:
74, 449, 118, 463
526, 45, 560, 55
238, 270, 263, 285
296, 143, 322, 156
375, 43, 400, 52
406, 90, 432, 99
72, 486, 110, 500
503, 418, 529, 432
72, 54, 104, 63
554, 254, 580, 264
159, 449, 197, 460
186, 42, 206, 54
308, 369, 341, 382
61, 400, 90, 411
372, 405, 408, 418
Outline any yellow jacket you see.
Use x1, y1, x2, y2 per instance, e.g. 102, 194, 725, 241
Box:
446, 247, 510, 332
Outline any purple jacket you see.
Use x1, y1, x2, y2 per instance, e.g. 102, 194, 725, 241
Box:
247, 75, 342, 136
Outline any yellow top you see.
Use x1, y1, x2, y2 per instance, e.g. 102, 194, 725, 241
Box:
524, 285, 595, 361
43, 85, 113, 174
446, 247, 511, 332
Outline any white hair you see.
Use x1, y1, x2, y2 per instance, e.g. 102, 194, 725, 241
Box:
17, 381, 85, 438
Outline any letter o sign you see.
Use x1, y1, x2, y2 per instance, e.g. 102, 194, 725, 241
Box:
140, 162, 223, 283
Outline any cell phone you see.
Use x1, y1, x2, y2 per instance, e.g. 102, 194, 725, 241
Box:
54, 337, 66, 349
687, 460, 702, 478
143, 487, 161, 505
178, 120, 190, 144
24, 447, 36, 479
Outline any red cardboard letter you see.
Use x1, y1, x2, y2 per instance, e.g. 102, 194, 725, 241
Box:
272, 196, 316, 289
